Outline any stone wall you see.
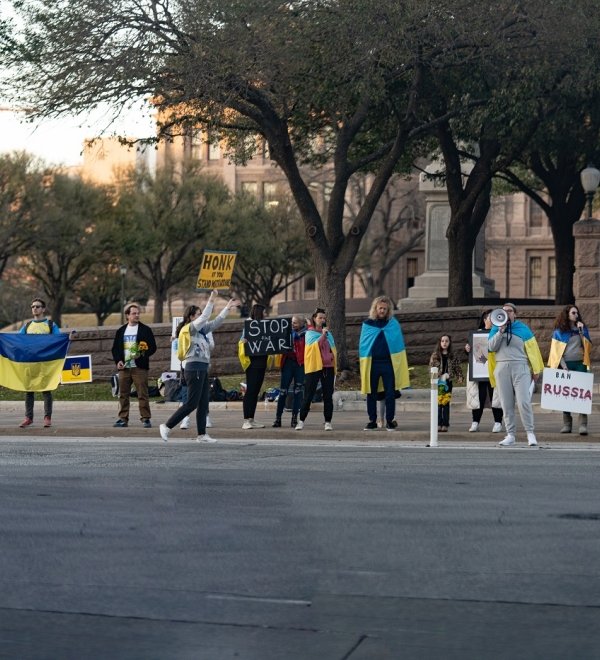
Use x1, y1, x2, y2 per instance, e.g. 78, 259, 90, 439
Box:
69, 305, 577, 381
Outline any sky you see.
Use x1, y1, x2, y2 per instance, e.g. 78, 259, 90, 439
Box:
0, 103, 157, 167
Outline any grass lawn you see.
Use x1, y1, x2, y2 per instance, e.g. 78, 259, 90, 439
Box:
0, 363, 467, 401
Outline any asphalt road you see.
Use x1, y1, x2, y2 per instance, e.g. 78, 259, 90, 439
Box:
0, 439, 599, 659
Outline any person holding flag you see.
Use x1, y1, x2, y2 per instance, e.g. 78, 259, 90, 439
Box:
19, 298, 64, 428
359, 295, 410, 431
0, 298, 71, 428
295, 308, 336, 431
547, 304, 592, 435
488, 302, 544, 447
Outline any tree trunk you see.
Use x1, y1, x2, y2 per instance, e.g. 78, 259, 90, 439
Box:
314, 261, 349, 372
447, 215, 475, 306
153, 291, 165, 323
547, 207, 575, 303
52, 292, 65, 327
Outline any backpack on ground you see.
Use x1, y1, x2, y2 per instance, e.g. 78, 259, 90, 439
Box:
210, 377, 227, 402
177, 323, 192, 361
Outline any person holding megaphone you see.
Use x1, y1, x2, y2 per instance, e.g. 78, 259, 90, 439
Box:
488, 302, 544, 447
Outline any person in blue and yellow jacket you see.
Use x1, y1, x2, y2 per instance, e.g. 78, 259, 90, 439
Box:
488, 302, 544, 447
548, 304, 592, 435
295, 308, 336, 431
359, 296, 410, 431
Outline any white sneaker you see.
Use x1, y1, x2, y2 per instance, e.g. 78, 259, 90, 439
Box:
527, 432, 538, 447
469, 422, 479, 432
159, 423, 171, 442
324, 422, 333, 431
179, 416, 190, 430
250, 420, 265, 429
498, 434, 515, 446
492, 422, 503, 433
242, 420, 253, 430
197, 434, 217, 443
206, 416, 213, 428
295, 420, 304, 430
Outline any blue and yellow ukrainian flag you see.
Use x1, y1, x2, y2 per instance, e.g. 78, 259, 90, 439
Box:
488, 320, 545, 387
304, 329, 337, 374
0, 333, 70, 392
61, 355, 92, 384
548, 328, 592, 370
359, 318, 410, 394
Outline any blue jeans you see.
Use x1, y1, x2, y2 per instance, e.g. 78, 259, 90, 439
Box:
366, 360, 396, 423
275, 359, 304, 418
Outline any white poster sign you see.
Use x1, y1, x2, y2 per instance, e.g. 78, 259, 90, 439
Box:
540, 367, 593, 415
170, 316, 183, 371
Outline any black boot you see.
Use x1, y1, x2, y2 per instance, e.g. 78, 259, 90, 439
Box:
291, 415, 297, 428
272, 418, 281, 428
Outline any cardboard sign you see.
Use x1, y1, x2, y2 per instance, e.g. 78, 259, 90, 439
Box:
243, 318, 292, 356
540, 367, 593, 415
61, 355, 92, 384
196, 250, 237, 290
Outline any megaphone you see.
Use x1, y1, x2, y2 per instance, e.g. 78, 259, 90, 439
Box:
490, 308, 508, 327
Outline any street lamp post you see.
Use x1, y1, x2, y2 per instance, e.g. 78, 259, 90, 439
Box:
580, 164, 600, 220
119, 265, 127, 324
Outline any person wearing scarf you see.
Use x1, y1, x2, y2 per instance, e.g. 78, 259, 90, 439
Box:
488, 302, 544, 447
548, 304, 592, 435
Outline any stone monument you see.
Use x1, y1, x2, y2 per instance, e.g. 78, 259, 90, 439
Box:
398, 161, 498, 309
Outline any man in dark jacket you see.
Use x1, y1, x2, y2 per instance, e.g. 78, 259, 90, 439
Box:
111, 303, 157, 428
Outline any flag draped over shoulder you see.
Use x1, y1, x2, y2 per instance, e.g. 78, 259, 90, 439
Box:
304, 329, 336, 374
487, 321, 544, 387
359, 318, 410, 394
0, 333, 70, 392
548, 327, 592, 369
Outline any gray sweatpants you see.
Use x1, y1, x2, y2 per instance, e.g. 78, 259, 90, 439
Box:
494, 361, 535, 434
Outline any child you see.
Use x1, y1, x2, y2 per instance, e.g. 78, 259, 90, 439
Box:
429, 334, 464, 432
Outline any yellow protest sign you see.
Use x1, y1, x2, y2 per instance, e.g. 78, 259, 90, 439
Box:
196, 250, 237, 290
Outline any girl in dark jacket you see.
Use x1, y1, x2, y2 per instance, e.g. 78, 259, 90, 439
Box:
429, 334, 464, 432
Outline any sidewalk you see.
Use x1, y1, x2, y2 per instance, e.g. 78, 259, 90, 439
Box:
0, 391, 597, 446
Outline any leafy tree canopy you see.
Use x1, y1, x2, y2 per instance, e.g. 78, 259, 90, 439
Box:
7, 0, 597, 364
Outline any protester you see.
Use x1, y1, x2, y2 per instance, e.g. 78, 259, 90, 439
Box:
160, 290, 240, 443
272, 315, 306, 428
295, 307, 336, 431
239, 303, 268, 430
429, 334, 464, 432
173, 306, 215, 431
19, 298, 62, 428
488, 302, 544, 447
359, 295, 409, 431
548, 304, 592, 435
465, 309, 503, 433
111, 303, 157, 428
